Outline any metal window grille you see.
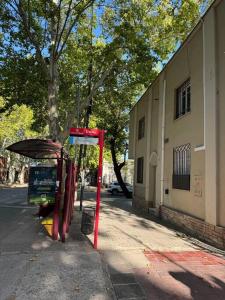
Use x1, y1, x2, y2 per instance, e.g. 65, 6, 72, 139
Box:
173, 144, 191, 190
175, 79, 191, 119
138, 117, 145, 139
137, 157, 144, 183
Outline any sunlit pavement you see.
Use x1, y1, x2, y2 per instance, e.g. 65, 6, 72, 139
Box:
0, 186, 111, 300
83, 189, 225, 300
1, 186, 225, 300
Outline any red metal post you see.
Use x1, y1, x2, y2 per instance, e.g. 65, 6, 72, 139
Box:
94, 130, 104, 249
62, 160, 74, 242
61, 162, 76, 241
52, 150, 63, 240
69, 163, 76, 223
67, 163, 74, 230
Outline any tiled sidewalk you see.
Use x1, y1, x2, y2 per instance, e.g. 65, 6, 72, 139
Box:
83, 192, 225, 299
134, 250, 225, 300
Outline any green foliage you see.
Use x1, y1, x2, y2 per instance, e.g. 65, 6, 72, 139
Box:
91, 0, 209, 158
84, 143, 112, 169
85, 116, 112, 169
65, 115, 111, 168
0, 52, 48, 131
0, 0, 210, 148
0, 97, 38, 146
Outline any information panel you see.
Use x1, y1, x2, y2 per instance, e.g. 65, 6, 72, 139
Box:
28, 166, 57, 205
69, 136, 99, 145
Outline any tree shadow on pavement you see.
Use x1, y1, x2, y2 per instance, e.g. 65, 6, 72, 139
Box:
83, 190, 184, 235
101, 190, 225, 255
169, 271, 225, 300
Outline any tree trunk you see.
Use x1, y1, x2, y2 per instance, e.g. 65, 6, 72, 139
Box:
19, 165, 25, 184
110, 139, 132, 198
8, 166, 15, 184
48, 15, 60, 141
48, 59, 60, 141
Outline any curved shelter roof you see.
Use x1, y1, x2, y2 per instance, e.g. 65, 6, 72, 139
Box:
6, 139, 63, 159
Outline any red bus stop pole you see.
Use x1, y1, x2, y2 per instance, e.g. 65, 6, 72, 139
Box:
94, 130, 104, 249
53, 149, 63, 240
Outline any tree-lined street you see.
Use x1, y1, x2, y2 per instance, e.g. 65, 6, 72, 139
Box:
1, 1, 225, 299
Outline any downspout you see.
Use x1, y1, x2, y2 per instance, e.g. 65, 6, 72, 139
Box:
202, 18, 206, 152
160, 79, 166, 207
193, 17, 206, 153
201, 9, 217, 225
196, 18, 206, 152
132, 106, 137, 197
145, 93, 152, 205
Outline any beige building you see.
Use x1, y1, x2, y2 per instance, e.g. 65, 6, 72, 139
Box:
129, 0, 225, 249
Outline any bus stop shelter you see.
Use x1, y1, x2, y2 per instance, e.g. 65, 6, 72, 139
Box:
7, 130, 105, 249
6, 139, 75, 241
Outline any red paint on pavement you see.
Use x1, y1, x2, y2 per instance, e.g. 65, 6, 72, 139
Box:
131, 251, 225, 299
144, 250, 225, 265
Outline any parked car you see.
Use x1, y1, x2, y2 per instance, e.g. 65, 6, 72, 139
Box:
108, 182, 133, 195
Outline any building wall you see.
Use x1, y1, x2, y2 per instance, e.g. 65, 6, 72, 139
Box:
133, 91, 149, 206
128, 109, 136, 160
216, 0, 225, 227
130, 82, 160, 209
161, 206, 225, 249
129, 0, 225, 238
163, 27, 205, 220
148, 82, 159, 206
150, 83, 159, 155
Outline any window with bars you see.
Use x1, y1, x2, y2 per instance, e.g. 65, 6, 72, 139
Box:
175, 79, 191, 119
173, 144, 191, 190
137, 157, 144, 184
138, 117, 145, 139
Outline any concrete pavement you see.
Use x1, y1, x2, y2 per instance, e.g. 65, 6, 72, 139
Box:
0, 186, 112, 300
83, 190, 225, 300
1, 186, 225, 300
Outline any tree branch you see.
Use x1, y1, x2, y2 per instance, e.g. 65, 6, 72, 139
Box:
54, 0, 74, 57
56, 0, 95, 60
118, 161, 125, 170
27, 0, 31, 31
52, 0, 68, 58
4, 0, 20, 15
41, 1, 49, 51
16, 0, 47, 73
59, 110, 75, 143
79, 61, 115, 113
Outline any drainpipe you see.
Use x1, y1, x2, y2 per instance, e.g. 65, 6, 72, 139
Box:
202, 9, 217, 225
160, 79, 166, 208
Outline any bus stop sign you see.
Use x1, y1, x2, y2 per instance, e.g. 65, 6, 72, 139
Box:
69, 127, 105, 249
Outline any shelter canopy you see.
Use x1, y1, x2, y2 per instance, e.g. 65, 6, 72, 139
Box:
6, 139, 62, 159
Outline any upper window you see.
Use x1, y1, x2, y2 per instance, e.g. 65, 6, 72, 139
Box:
175, 79, 191, 119
138, 117, 145, 139
172, 144, 191, 190
137, 157, 144, 184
